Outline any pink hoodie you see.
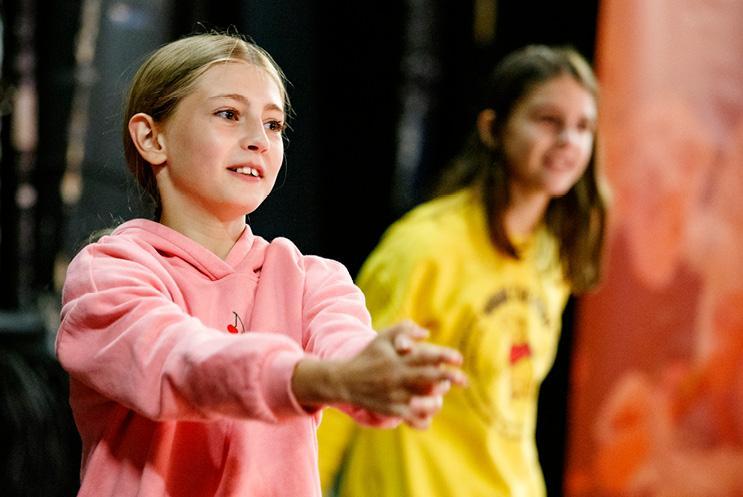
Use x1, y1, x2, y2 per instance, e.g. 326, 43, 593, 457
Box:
57, 219, 390, 497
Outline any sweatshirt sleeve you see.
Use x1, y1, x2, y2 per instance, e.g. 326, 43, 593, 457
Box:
295, 254, 399, 427
56, 244, 308, 423
301, 255, 376, 359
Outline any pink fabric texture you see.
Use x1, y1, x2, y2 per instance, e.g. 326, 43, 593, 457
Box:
57, 219, 386, 497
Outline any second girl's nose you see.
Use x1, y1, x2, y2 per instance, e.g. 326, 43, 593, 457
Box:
557, 127, 580, 147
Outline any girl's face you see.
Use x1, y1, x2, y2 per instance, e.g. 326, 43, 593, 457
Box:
501, 73, 596, 199
154, 60, 285, 222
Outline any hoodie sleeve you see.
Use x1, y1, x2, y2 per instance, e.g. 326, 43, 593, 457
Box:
56, 243, 309, 423
299, 254, 399, 428
301, 255, 375, 359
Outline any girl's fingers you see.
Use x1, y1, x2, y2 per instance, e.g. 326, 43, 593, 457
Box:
383, 320, 429, 350
402, 395, 444, 429
363, 389, 412, 418
393, 334, 414, 354
432, 380, 451, 395
405, 415, 433, 430
404, 343, 463, 367
409, 395, 443, 415
347, 320, 467, 419
448, 369, 468, 387
386, 402, 412, 419
403, 366, 468, 393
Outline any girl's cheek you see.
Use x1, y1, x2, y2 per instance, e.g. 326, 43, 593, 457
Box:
583, 136, 595, 154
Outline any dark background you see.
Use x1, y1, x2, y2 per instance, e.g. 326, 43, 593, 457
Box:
0, 1, 598, 495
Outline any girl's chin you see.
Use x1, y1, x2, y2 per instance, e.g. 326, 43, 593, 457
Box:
213, 203, 263, 222
229, 195, 269, 216
545, 176, 582, 197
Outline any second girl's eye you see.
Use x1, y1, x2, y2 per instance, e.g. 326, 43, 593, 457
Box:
577, 118, 596, 133
264, 120, 285, 133
216, 109, 239, 121
538, 114, 562, 126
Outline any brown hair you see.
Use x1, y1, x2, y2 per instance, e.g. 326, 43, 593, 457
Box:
438, 45, 608, 293
122, 32, 289, 218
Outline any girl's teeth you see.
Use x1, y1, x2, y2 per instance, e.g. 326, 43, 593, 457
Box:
235, 167, 259, 177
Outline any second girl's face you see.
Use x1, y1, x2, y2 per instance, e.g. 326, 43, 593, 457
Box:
155, 60, 285, 222
501, 73, 597, 198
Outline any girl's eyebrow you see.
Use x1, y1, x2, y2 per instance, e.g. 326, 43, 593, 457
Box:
209, 93, 284, 114
528, 101, 564, 111
530, 101, 597, 120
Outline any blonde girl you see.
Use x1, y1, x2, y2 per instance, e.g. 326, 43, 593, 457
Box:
57, 33, 465, 497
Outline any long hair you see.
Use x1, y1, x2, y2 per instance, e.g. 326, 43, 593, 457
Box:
122, 32, 290, 219
438, 45, 608, 293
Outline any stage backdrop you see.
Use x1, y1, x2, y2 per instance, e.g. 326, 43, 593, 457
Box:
565, 1, 743, 496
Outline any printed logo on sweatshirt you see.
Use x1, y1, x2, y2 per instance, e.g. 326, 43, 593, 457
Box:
458, 285, 554, 438
227, 311, 245, 334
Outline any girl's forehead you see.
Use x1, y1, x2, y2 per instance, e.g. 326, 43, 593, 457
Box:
191, 60, 284, 103
517, 75, 594, 108
198, 59, 270, 82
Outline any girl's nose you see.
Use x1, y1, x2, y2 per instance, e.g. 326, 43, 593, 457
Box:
557, 127, 579, 146
241, 121, 269, 153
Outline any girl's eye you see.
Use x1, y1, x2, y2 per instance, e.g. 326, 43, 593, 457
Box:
216, 109, 239, 121
577, 119, 596, 133
538, 115, 561, 126
264, 120, 285, 133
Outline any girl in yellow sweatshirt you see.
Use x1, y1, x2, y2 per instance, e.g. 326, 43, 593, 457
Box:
318, 45, 608, 497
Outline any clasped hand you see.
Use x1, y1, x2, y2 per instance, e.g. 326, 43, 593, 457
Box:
292, 321, 467, 429
345, 320, 467, 429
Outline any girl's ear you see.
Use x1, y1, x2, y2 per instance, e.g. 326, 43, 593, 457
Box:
476, 109, 498, 149
128, 113, 167, 166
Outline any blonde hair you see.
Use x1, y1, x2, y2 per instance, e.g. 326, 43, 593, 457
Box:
122, 33, 289, 218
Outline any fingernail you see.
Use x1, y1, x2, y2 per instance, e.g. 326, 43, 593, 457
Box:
453, 371, 468, 386
460, 373, 469, 386
412, 325, 429, 337
437, 380, 451, 394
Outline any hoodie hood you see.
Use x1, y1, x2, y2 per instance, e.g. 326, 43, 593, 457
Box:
109, 219, 266, 280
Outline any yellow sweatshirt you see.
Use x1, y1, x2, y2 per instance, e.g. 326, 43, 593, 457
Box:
318, 187, 570, 497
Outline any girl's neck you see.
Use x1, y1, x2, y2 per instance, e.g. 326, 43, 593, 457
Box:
159, 211, 246, 260
503, 186, 550, 239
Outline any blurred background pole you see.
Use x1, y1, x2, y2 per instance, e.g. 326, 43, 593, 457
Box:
1, 0, 23, 310
62, 0, 172, 258
32, 0, 82, 298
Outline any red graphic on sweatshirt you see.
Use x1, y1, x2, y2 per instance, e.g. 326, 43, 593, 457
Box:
227, 312, 245, 334
510, 343, 532, 364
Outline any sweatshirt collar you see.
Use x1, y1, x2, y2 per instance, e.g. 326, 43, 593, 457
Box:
112, 219, 260, 280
